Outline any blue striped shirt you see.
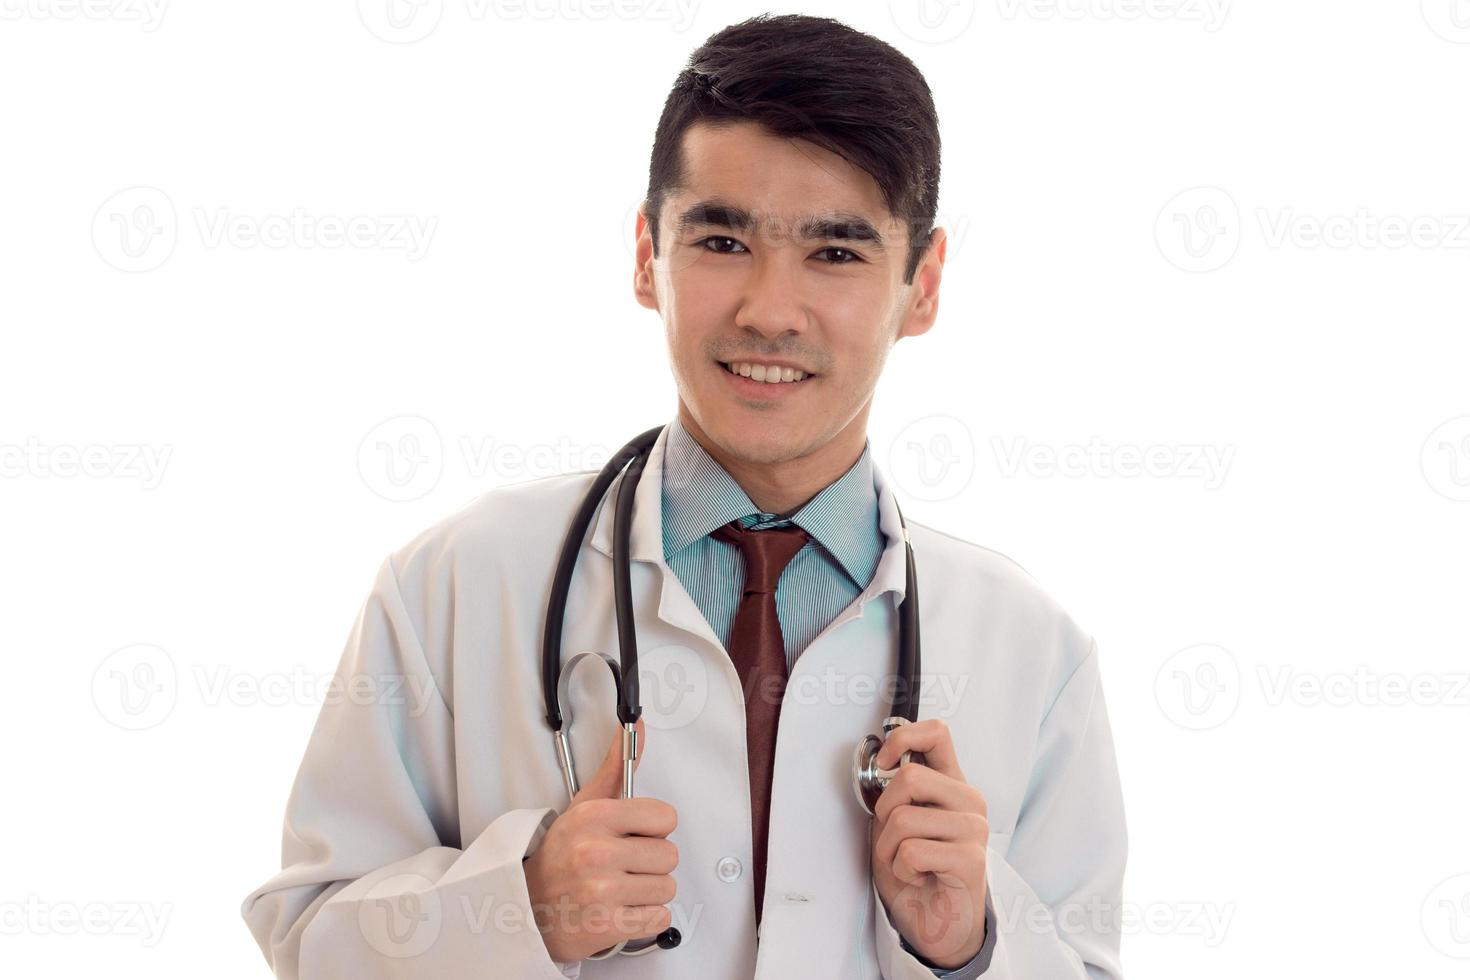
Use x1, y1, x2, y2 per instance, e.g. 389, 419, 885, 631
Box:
659, 414, 885, 671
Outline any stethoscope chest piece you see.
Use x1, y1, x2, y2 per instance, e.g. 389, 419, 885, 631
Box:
852, 716, 916, 816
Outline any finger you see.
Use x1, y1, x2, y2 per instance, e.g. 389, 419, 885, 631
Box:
611, 835, 679, 875
571, 716, 647, 805
874, 718, 964, 781
873, 804, 985, 867
609, 870, 678, 908
595, 796, 679, 838
891, 838, 979, 888
873, 762, 983, 825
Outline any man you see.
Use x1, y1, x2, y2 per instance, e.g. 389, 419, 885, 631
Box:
242, 13, 1127, 978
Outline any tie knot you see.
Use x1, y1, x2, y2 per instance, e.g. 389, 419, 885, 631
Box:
712, 519, 811, 595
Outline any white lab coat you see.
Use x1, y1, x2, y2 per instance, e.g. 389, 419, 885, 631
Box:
241, 423, 1128, 978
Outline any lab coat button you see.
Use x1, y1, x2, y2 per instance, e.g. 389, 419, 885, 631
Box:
715, 856, 743, 882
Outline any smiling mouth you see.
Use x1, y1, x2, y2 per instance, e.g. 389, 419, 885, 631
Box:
716, 359, 817, 385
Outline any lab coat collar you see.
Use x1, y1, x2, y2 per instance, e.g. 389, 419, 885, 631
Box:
587, 420, 910, 643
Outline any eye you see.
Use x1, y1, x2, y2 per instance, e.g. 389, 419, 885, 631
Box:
698, 236, 747, 255
816, 247, 863, 265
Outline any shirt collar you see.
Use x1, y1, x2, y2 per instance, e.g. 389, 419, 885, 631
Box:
660, 414, 884, 590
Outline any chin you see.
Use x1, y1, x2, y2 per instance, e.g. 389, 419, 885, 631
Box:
715, 415, 812, 462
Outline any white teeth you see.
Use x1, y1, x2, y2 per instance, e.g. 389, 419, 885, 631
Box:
724, 361, 809, 384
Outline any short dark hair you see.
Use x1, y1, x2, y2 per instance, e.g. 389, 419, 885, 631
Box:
643, 13, 942, 285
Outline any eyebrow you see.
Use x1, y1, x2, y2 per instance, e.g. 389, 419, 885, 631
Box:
674, 198, 887, 249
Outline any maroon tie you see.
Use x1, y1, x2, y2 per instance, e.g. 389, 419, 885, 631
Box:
711, 517, 811, 928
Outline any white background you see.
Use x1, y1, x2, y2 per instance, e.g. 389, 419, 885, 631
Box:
2, 0, 1468, 976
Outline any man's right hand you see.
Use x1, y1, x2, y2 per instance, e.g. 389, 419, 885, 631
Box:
523, 717, 680, 963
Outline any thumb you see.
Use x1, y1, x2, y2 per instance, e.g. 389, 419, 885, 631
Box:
570, 716, 646, 806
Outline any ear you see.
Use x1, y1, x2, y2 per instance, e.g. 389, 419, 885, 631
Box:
633, 201, 660, 312
896, 226, 947, 341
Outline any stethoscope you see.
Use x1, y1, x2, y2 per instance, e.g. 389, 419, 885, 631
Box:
541, 424, 923, 958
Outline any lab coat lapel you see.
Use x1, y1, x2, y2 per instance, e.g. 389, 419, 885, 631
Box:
586, 421, 726, 652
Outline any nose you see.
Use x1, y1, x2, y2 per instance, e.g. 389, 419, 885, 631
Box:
735, 248, 809, 341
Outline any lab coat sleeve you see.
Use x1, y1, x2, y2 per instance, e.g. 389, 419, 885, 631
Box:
239, 555, 581, 980
873, 640, 1127, 979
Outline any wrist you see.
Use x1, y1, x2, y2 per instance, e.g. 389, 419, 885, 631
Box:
903, 921, 985, 970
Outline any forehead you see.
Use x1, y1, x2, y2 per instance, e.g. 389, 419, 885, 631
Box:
670, 120, 896, 234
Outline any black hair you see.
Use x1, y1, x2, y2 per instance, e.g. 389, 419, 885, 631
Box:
644, 13, 942, 285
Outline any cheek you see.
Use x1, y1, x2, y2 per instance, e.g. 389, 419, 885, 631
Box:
664, 279, 736, 355
668, 262, 742, 318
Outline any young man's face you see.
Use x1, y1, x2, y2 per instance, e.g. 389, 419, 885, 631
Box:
634, 119, 945, 470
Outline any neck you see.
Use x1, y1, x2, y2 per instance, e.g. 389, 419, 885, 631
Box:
675, 402, 870, 516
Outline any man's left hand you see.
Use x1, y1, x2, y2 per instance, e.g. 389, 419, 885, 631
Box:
871, 718, 989, 969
